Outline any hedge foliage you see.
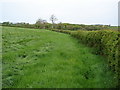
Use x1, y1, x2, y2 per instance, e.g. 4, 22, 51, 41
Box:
1, 22, 112, 31
52, 29, 120, 85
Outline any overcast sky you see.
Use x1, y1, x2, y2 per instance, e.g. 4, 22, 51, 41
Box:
0, 0, 119, 26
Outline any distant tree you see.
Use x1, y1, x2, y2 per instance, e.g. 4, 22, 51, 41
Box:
50, 14, 58, 29
35, 18, 47, 25
35, 18, 47, 29
2, 22, 10, 26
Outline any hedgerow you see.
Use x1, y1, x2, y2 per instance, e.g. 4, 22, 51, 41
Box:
52, 29, 120, 86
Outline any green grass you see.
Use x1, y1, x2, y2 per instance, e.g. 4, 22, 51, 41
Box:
2, 27, 117, 88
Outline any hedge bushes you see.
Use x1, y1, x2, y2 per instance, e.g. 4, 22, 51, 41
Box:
53, 29, 120, 86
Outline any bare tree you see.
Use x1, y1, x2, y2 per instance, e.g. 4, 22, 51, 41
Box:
50, 14, 58, 28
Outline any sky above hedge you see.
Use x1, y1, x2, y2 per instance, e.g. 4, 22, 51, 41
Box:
0, 0, 119, 26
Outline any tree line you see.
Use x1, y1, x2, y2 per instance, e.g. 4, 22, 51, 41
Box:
1, 14, 111, 31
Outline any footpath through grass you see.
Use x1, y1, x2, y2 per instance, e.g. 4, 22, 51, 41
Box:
2, 27, 117, 88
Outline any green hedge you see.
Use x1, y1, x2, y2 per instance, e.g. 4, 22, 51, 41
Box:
72, 30, 119, 73
53, 29, 120, 83
53, 30, 120, 87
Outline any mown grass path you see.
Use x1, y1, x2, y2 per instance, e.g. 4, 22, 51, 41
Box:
2, 27, 117, 88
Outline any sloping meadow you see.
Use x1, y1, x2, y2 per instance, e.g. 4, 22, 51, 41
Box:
52, 29, 120, 87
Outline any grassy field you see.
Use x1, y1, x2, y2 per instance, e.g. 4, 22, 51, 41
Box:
2, 27, 117, 88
